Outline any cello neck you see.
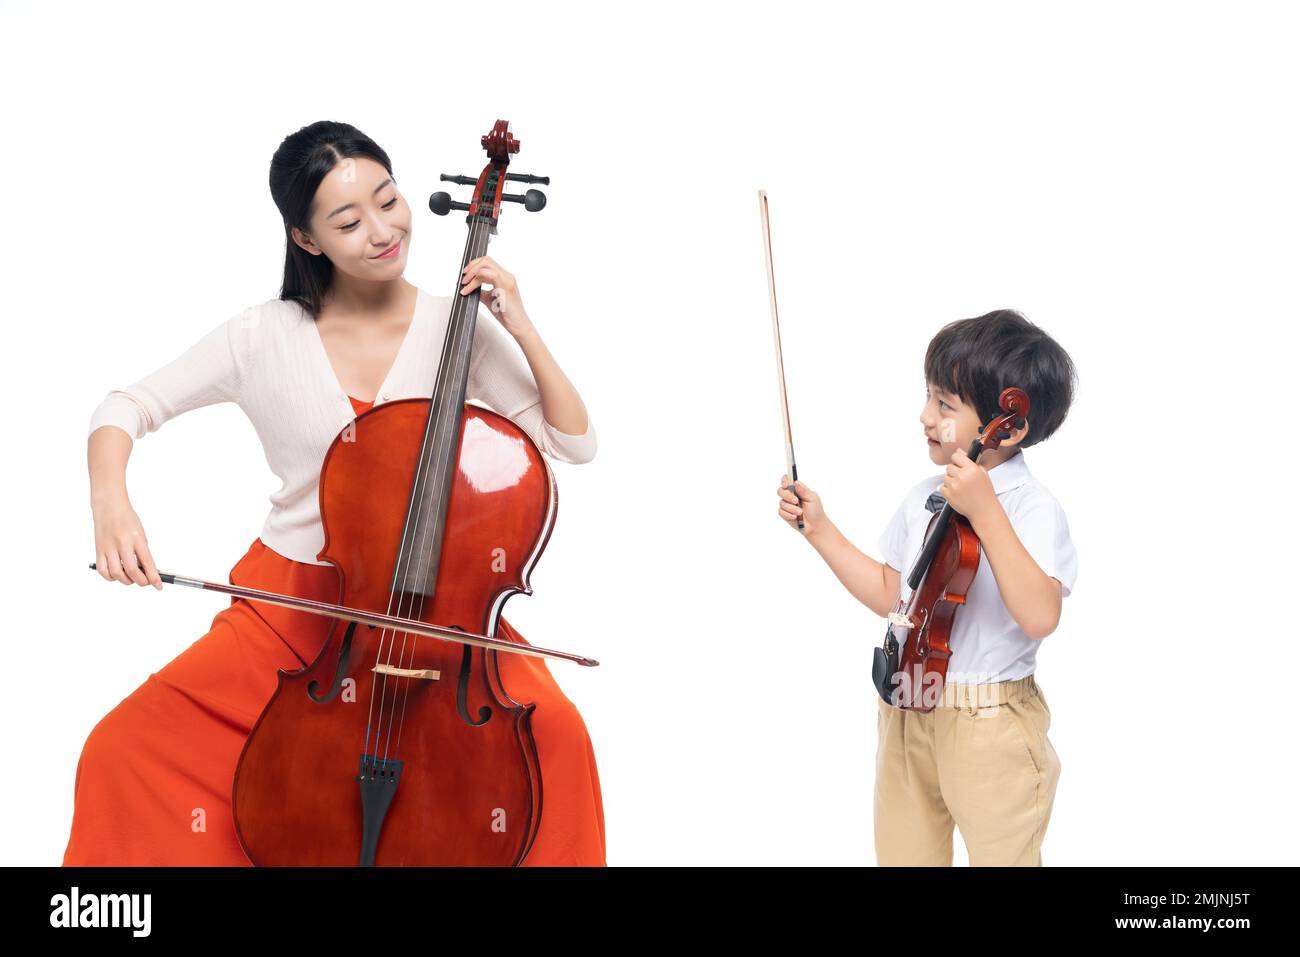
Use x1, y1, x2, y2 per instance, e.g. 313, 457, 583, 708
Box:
390, 190, 502, 599
391, 123, 524, 599
436, 208, 496, 423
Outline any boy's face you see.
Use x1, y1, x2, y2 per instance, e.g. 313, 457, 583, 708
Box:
921, 381, 986, 463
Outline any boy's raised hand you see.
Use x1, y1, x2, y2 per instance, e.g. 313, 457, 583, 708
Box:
777, 474, 825, 535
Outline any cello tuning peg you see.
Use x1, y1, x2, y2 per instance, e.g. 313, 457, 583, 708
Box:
505, 172, 550, 185
1014, 417, 1026, 430
428, 192, 470, 216
996, 428, 1011, 441
439, 174, 478, 185
501, 189, 548, 212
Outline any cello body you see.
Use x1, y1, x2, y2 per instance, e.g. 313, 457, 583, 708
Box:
233, 400, 554, 865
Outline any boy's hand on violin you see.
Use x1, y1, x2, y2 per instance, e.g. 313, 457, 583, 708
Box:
939, 448, 998, 526
777, 474, 825, 536
93, 497, 163, 590
460, 255, 535, 340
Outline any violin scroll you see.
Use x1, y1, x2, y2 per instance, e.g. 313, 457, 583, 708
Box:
481, 119, 521, 159
978, 387, 1030, 453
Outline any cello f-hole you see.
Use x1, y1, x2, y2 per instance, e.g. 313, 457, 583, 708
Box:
308, 620, 363, 704
456, 641, 492, 727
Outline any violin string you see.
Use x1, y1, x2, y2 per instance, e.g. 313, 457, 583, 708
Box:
368, 211, 490, 771
901, 477, 954, 595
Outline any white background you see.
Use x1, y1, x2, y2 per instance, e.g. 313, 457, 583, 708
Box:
3, 0, 1297, 866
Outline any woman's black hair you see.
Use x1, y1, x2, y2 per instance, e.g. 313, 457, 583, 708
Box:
268, 120, 395, 319
923, 309, 1078, 448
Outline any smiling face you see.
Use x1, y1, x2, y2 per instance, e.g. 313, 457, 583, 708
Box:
920, 380, 1028, 465
290, 156, 412, 282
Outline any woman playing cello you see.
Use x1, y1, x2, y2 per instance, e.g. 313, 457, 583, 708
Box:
64, 120, 605, 866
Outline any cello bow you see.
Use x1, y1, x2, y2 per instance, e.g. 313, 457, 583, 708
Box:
83, 564, 598, 667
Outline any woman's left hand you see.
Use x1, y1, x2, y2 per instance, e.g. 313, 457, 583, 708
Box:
460, 255, 534, 339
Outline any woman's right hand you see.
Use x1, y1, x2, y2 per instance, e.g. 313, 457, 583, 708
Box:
93, 496, 163, 589
776, 474, 826, 537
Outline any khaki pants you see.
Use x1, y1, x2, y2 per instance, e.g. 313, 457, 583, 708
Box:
874, 674, 1060, 866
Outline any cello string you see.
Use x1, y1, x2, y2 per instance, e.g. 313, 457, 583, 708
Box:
373, 212, 482, 766
389, 214, 487, 758
373, 211, 490, 768
358, 271, 452, 765
390, 214, 493, 755
359, 213, 481, 766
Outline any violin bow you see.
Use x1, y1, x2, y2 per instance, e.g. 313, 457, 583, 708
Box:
759, 189, 805, 530
86, 563, 598, 667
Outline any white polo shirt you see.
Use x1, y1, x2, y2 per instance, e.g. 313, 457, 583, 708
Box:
877, 449, 1078, 683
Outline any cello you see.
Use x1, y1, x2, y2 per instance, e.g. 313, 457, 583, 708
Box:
225, 119, 568, 865
871, 387, 1030, 711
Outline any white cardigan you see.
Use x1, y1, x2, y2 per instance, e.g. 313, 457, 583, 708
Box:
88, 286, 597, 565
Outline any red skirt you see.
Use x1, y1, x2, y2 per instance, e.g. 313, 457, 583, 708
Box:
64, 399, 606, 866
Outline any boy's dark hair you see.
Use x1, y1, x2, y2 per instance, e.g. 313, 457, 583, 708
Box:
923, 309, 1077, 448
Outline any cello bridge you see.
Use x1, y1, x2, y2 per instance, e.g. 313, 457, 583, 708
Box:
372, 664, 442, 681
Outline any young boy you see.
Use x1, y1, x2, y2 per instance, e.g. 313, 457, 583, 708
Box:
776, 309, 1078, 866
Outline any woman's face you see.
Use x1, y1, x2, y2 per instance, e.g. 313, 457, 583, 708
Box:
291, 156, 412, 282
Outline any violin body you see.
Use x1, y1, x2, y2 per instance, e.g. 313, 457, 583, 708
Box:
232, 399, 554, 866
881, 509, 981, 712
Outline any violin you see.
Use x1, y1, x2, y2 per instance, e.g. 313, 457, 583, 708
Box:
222, 119, 565, 865
871, 388, 1030, 711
